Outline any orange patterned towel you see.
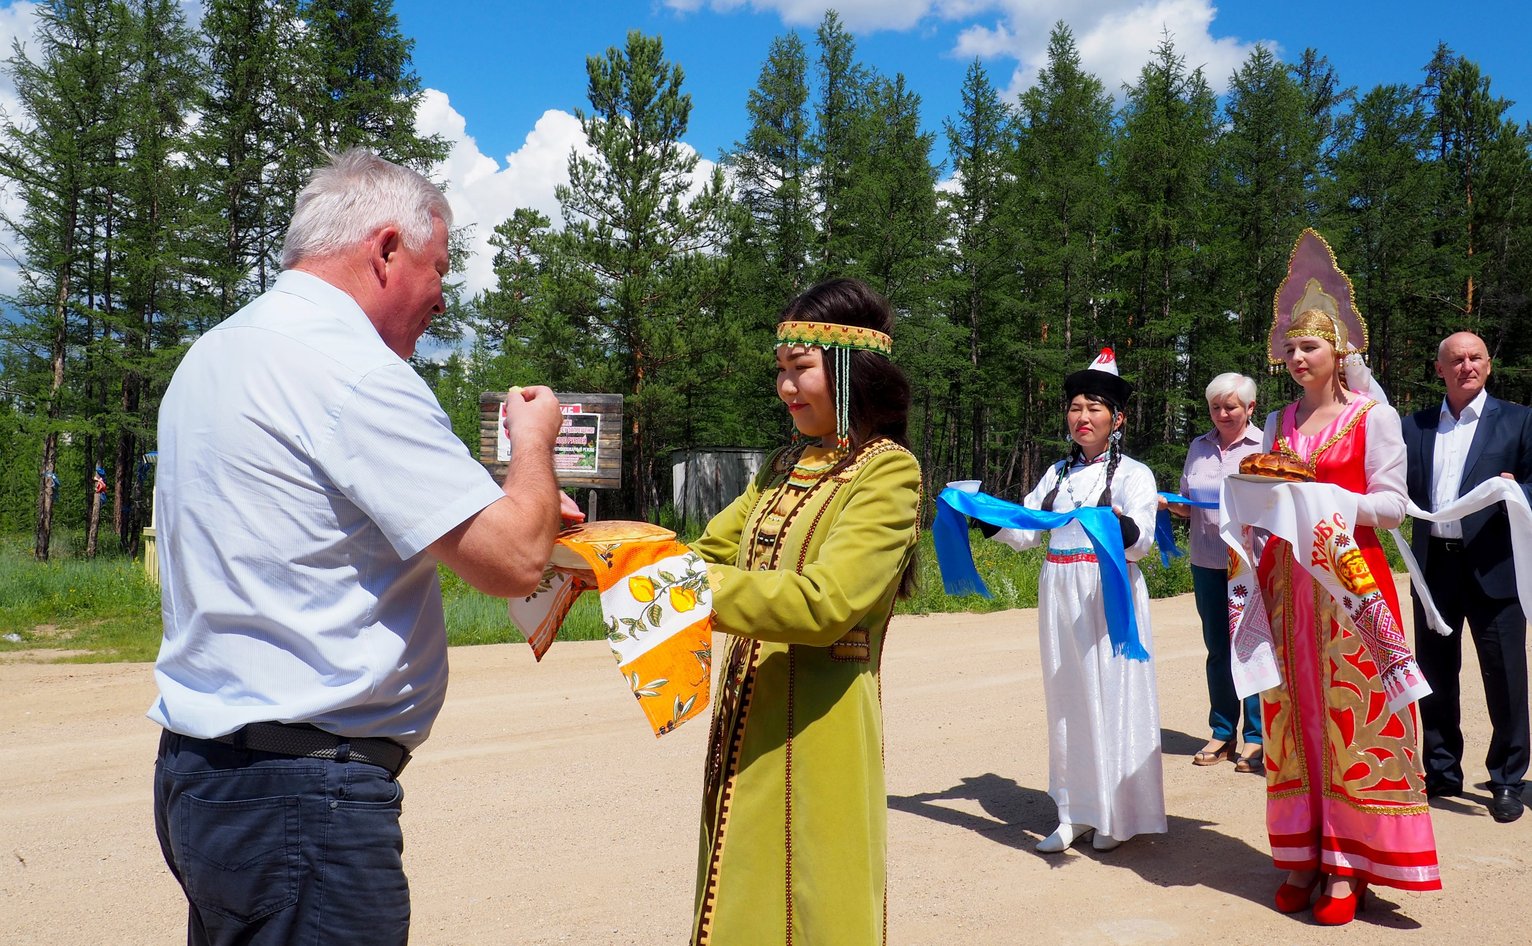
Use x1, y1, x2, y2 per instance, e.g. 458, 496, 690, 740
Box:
507, 537, 712, 737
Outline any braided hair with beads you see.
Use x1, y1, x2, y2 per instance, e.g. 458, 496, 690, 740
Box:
1042, 348, 1133, 511
1040, 393, 1125, 512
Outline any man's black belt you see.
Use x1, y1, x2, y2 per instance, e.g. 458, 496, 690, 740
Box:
213, 721, 411, 776
1430, 536, 1464, 554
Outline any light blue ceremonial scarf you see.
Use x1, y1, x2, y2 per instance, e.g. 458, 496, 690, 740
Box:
1153, 491, 1219, 567
933, 486, 1149, 661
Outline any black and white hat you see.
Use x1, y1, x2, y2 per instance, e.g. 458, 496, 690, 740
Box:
1063, 347, 1133, 410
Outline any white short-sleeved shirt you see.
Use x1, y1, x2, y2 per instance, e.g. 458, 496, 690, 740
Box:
148, 270, 506, 749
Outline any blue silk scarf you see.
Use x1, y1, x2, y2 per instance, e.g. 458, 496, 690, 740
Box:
932, 487, 1149, 661
1153, 491, 1219, 567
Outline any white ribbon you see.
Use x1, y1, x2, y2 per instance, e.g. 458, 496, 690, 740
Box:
1220, 478, 1431, 713
1388, 476, 1532, 636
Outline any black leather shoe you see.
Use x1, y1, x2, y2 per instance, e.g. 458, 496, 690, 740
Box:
1425, 782, 1462, 799
1489, 786, 1525, 823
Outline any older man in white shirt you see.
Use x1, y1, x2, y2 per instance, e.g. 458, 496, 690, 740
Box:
1402, 331, 1532, 824
150, 149, 580, 945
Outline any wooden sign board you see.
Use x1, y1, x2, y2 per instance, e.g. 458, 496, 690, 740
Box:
479, 392, 623, 490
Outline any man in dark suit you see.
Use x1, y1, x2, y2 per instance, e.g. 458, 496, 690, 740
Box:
1402, 331, 1532, 823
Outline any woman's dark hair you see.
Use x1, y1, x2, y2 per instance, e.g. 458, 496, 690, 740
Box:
1041, 392, 1124, 511
778, 278, 918, 596
777, 278, 912, 452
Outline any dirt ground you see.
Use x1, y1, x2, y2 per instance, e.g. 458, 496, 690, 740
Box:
3, 578, 1528, 945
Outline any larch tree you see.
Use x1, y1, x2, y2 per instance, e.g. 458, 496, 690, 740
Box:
1012, 22, 1116, 490
1110, 34, 1221, 483
941, 58, 1012, 486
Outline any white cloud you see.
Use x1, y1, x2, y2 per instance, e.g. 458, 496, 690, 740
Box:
1068, 0, 1267, 94
664, 0, 937, 32
416, 88, 719, 300
0, 1, 39, 119
952, 1, 1274, 101
414, 90, 585, 298
952, 20, 1016, 58
0, 1, 41, 300
671, 1, 1271, 101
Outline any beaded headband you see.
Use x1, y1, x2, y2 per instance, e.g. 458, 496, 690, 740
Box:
775, 320, 893, 356
775, 320, 892, 451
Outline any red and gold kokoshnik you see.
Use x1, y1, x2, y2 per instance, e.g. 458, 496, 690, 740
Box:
775, 320, 893, 355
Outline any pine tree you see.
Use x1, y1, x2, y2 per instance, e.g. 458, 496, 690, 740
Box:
726, 31, 813, 299
108, 0, 201, 553
839, 73, 940, 306
1213, 44, 1316, 377
189, 0, 311, 314
1328, 83, 1437, 406
1424, 46, 1510, 323
556, 30, 731, 516
807, 10, 867, 275
717, 30, 815, 447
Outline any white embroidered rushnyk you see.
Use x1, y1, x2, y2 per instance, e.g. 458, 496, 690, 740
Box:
1219, 477, 1430, 714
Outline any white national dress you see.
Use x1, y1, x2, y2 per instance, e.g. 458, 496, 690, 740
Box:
990, 455, 1167, 841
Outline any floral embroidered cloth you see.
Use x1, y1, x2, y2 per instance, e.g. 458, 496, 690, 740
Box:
1219, 477, 1429, 712
508, 535, 713, 737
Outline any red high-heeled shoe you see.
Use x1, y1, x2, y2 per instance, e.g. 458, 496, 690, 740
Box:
1313, 877, 1368, 925
1273, 873, 1320, 914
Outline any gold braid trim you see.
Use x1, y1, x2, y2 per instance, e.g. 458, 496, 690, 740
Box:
1274, 400, 1376, 471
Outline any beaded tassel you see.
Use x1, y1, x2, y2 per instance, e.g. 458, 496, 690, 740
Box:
835, 346, 852, 450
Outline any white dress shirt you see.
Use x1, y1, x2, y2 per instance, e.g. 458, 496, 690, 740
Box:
1430, 389, 1488, 539
149, 270, 507, 749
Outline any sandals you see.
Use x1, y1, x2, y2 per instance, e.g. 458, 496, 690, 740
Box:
1235, 747, 1264, 773
1192, 738, 1235, 766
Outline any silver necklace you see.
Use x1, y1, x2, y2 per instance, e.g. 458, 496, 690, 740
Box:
1061, 458, 1107, 509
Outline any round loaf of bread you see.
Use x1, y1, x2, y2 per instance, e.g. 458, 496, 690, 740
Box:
1238, 452, 1314, 482
550, 520, 677, 571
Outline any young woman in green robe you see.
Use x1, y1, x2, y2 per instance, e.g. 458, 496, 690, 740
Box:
689, 278, 921, 946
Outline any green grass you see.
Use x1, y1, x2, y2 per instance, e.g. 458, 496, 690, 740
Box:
896, 527, 1194, 616
0, 534, 164, 662
439, 567, 610, 646
0, 522, 1203, 663
0, 533, 617, 664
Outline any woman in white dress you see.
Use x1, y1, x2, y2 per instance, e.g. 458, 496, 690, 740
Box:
979, 348, 1167, 852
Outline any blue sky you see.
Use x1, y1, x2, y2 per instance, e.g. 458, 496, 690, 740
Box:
1, 1, 1530, 300
396, 0, 1532, 167
389, 0, 1531, 295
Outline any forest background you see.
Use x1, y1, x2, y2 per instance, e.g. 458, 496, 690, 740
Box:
1, 1, 1529, 568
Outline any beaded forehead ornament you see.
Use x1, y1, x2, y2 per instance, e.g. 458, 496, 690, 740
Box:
775, 320, 893, 355
775, 320, 893, 450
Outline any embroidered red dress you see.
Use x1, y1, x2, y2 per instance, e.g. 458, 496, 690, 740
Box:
1256, 398, 1441, 890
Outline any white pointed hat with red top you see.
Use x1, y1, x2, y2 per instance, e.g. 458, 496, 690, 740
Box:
1064, 347, 1133, 409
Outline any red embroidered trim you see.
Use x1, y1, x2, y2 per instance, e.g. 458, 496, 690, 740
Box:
1046, 549, 1098, 564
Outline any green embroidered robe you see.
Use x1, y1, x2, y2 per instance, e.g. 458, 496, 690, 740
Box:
689, 438, 921, 946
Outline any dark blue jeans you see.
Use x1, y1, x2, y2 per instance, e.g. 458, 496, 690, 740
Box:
153, 729, 410, 946
1192, 564, 1263, 745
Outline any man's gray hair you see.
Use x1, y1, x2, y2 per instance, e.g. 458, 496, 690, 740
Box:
280, 148, 452, 269
1205, 371, 1258, 407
